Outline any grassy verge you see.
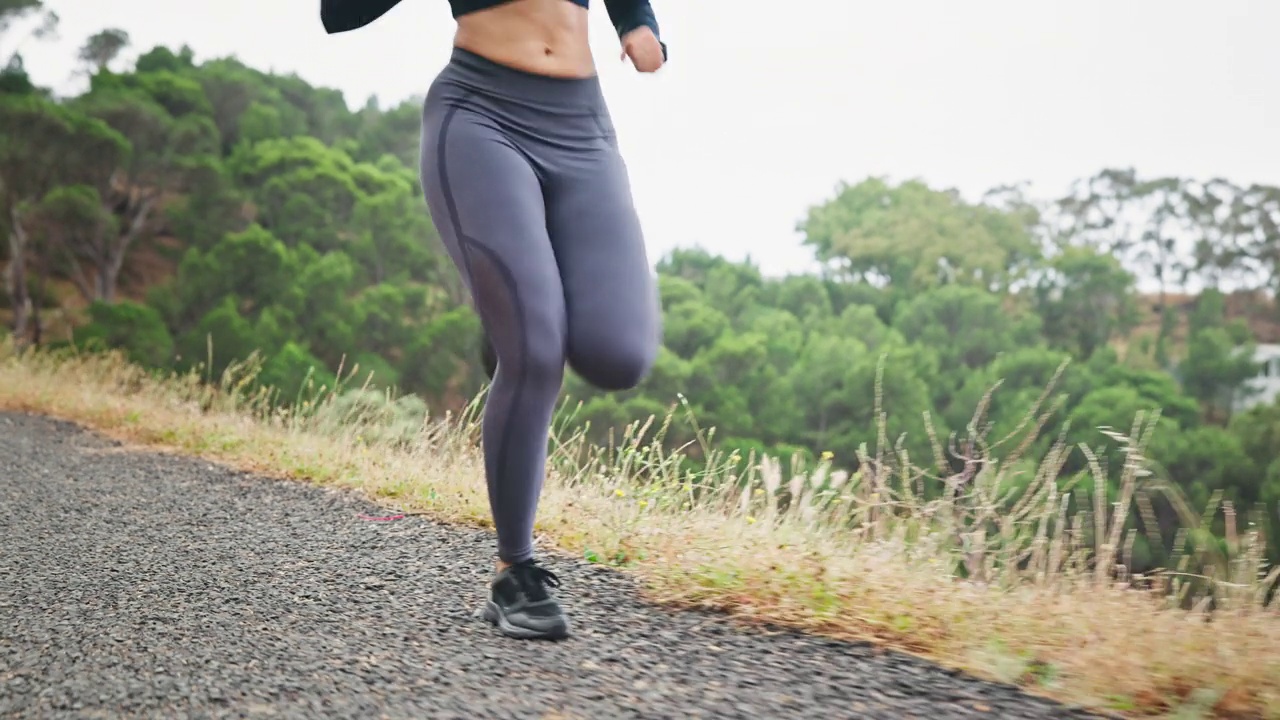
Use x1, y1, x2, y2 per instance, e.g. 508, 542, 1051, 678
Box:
2, 342, 1277, 718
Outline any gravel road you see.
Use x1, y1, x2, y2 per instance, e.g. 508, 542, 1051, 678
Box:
0, 411, 1104, 719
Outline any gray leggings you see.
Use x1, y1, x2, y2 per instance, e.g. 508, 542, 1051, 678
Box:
419, 48, 661, 564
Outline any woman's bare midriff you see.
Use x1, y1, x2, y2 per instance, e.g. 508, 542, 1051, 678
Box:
454, 0, 596, 78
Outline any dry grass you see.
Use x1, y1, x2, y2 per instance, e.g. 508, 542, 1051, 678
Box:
2, 341, 1278, 719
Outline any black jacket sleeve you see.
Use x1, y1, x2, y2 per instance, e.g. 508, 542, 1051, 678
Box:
603, 0, 667, 60
320, 0, 406, 34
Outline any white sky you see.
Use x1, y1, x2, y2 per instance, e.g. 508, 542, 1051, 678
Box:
11, 0, 1280, 278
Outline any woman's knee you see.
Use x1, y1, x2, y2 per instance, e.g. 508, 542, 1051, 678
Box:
496, 329, 566, 387
568, 332, 658, 391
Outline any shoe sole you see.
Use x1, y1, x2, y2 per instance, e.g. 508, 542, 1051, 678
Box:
482, 600, 571, 641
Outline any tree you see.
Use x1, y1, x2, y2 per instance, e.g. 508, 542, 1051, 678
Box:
1228, 402, 1280, 507
1236, 184, 1280, 295
133, 44, 196, 75
1055, 170, 1190, 290
77, 28, 130, 73
0, 0, 58, 61
1052, 169, 1216, 362
662, 296, 730, 360
1031, 246, 1139, 359
0, 96, 121, 339
0, 0, 42, 32
0, 95, 57, 339
893, 284, 1041, 412
1181, 178, 1251, 291
67, 88, 193, 302
0, 51, 35, 94
946, 346, 1076, 450
799, 177, 1040, 293
194, 59, 307, 154
353, 97, 426, 168
1181, 181, 1280, 294
72, 299, 173, 367
29, 184, 115, 303
1178, 290, 1260, 421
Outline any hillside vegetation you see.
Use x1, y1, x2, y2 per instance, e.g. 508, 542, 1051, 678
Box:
3, 10, 1280, 718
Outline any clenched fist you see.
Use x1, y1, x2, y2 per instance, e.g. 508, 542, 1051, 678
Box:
620, 26, 664, 73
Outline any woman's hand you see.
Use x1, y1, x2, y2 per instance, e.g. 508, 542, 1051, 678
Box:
620, 26, 664, 73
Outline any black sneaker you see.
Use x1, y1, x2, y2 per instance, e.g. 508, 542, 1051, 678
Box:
481, 559, 571, 640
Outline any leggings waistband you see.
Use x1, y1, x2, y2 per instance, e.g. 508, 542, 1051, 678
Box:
440, 47, 607, 111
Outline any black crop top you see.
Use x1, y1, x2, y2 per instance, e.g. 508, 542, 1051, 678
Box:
320, 0, 665, 59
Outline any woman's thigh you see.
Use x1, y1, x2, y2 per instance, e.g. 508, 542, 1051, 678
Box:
544, 146, 661, 389
420, 102, 567, 370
